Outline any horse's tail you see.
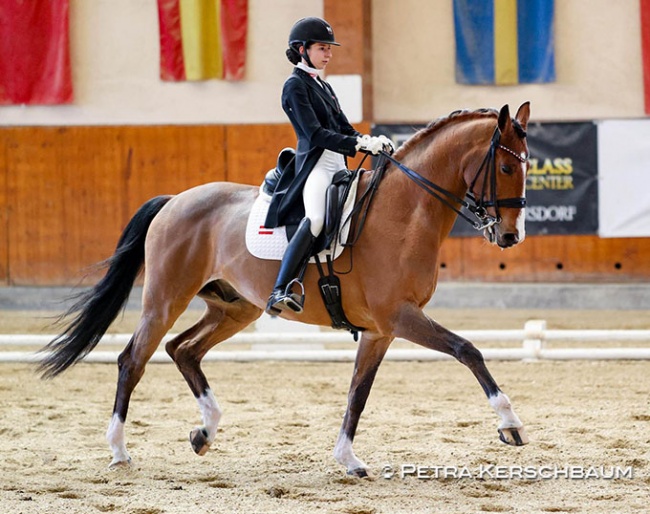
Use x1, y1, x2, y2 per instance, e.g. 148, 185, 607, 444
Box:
38, 195, 173, 379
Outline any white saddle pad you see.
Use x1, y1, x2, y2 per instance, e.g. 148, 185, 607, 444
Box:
245, 177, 359, 262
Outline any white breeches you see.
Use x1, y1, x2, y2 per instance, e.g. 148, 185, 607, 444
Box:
303, 149, 346, 237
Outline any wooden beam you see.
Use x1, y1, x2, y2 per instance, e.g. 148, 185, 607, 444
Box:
324, 0, 373, 120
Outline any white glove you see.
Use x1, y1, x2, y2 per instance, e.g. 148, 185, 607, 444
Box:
355, 135, 384, 155
377, 134, 396, 154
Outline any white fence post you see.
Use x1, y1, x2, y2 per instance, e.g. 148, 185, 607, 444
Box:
522, 319, 547, 361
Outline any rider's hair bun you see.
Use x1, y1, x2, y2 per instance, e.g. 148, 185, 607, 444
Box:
286, 45, 301, 65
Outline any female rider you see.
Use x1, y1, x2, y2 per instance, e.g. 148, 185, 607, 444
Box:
265, 17, 394, 315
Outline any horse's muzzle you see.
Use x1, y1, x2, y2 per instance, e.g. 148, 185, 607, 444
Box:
497, 232, 520, 248
484, 225, 522, 248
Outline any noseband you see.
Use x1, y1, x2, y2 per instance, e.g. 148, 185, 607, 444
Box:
380, 126, 527, 231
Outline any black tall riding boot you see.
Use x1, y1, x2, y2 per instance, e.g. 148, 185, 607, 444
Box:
265, 218, 316, 315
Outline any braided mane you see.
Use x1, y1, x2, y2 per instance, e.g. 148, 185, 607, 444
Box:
394, 108, 498, 159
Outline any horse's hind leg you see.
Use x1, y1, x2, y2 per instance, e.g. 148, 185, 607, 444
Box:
165, 294, 262, 457
107, 304, 187, 467
393, 304, 529, 446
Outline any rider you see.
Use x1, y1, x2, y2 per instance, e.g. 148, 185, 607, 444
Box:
265, 16, 394, 315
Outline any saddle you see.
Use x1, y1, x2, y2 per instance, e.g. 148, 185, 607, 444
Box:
263, 147, 295, 196
263, 148, 364, 338
264, 148, 357, 253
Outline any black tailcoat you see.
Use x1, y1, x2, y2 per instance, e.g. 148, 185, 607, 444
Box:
264, 67, 361, 228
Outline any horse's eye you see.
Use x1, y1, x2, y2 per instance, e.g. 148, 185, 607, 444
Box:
500, 164, 513, 175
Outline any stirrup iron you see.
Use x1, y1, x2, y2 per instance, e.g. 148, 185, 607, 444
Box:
266, 279, 305, 315
282, 278, 305, 313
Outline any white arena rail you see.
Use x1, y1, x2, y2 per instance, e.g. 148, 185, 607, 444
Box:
1, 320, 649, 363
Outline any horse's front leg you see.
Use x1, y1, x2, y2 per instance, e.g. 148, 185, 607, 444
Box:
393, 304, 528, 446
334, 333, 393, 477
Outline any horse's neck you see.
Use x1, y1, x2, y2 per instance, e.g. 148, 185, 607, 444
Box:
378, 122, 487, 239
400, 121, 487, 194
392, 143, 464, 218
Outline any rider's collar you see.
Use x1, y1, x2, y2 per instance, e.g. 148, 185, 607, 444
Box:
296, 62, 321, 79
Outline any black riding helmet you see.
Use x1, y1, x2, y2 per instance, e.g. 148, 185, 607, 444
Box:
288, 17, 340, 68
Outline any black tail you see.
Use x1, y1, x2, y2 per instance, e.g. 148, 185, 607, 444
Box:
38, 195, 173, 379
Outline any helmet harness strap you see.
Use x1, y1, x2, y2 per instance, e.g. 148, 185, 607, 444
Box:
299, 42, 316, 69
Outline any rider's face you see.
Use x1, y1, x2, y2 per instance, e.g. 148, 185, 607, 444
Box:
304, 43, 332, 70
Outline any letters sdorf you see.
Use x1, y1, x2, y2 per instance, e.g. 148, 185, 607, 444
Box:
526, 205, 577, 223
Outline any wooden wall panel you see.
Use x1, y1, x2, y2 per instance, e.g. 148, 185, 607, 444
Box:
121, 125, 226, 216
324, 0, 366, 74
324, 0, 373, 119
437, 238, 464, 280
225, 124, 296, 186
2, 124, 649, 285
6, 127, 126, 284
3, 126, 228, 285
0, 134, 7, 284
438, 235, 650, 282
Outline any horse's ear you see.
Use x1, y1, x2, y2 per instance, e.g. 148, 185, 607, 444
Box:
515, 101, 531, 132
498, 104, 511, 132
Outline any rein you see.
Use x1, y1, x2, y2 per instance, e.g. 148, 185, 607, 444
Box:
381, 127, 527, 231
336, 152, 384, 246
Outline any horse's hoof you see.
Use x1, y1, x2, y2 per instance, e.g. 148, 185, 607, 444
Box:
347, 467, 369, 478
190, 427, 211, 456
498, 426, 529, 446
108, 457, 132, 469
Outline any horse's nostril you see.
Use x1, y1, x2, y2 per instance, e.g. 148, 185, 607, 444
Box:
502, 233, 519, 245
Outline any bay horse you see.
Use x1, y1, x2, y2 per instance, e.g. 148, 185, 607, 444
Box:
40, 103, 531, 477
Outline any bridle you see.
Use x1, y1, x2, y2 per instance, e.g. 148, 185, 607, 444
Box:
379, 126, 528, 231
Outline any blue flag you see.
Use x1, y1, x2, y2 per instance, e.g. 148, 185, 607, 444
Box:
454, 0, 555, 85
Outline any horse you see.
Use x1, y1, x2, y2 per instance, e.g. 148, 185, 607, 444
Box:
39, 102, 531, 477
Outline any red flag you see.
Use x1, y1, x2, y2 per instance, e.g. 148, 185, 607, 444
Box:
0, 0, 73, 105
157, 0, 247, 81
642, 0, 650, 114
158, 0, 185, 81
220, 0, 247, 80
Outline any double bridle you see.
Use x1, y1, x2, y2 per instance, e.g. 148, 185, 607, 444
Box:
380, 127, 528, 231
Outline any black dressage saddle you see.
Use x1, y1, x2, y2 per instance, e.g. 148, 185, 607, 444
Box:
263, 148, 357, 252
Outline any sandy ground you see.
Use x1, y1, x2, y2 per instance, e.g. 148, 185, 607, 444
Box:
0, 309, 649, 513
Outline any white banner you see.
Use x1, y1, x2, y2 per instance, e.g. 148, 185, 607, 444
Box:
598, 120, 650, 237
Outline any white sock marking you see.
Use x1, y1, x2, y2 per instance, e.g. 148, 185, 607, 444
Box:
106, 413, 130, 464
333, 433, 367, 473
197, 389, 222, 442
489, 391, 523, 429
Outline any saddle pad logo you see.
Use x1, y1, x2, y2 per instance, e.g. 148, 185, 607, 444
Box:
258, 225, 274, 235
